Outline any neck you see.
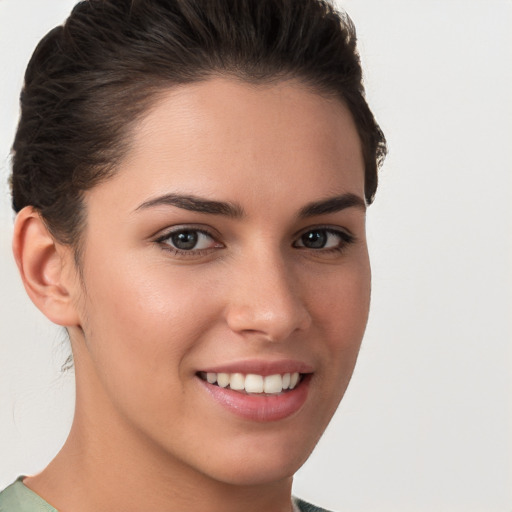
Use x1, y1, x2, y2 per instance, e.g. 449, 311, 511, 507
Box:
25, 388, 295, 512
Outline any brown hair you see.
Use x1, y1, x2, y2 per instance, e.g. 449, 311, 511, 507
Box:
11, 0, 386, 249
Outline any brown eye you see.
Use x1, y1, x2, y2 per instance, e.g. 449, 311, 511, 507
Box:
158, 228, 221, 252
171, 230, 199, 250
300, 230, 328, 249
294, 228, 355, 251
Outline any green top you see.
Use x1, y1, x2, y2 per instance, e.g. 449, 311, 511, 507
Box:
0, 478, 56, 512
0, 478, 331, 512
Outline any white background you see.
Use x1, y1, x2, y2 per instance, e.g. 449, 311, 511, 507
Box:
1, 1, 511, 511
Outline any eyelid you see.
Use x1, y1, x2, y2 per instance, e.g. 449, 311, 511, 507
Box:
153, 224, 221, 242
293, 224, 355, 241
292, 225, 356, 250
154, 224, 224, 256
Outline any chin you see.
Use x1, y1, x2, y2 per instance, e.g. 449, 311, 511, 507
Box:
206, 454, 305, 487
194, 428, 321, 487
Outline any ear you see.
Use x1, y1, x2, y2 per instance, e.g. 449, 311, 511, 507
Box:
12, 206, 81, 327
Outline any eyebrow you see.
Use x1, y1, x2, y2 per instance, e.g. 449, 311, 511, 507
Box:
135, 193, 245, 218
298, 193, 366, 218
135, 192, 365, 218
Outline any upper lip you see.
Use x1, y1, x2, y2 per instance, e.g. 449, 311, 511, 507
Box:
198, 359, 314, 376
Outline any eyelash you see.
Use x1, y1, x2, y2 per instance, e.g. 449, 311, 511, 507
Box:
155, 227, 221, 258
293, 226, 356, 255
155, 225, 356, 258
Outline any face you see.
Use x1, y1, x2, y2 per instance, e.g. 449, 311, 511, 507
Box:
68, 78, 370, 487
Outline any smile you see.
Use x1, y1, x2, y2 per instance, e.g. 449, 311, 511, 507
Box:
197, 369, 312, 422
198, 371, 302, 395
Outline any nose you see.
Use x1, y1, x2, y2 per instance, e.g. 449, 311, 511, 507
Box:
224, 250, 312, 342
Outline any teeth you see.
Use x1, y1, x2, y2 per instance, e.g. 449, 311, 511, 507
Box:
264, 374, 283, 394
201, 371, 302, 395
217, 373, 230, 388
245, 374, 264, 393
230, 373, 245, 391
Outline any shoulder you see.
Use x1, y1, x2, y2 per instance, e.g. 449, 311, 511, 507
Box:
0, 478, 57, 512
293, 496, 335, 512
1, 482, 333, 512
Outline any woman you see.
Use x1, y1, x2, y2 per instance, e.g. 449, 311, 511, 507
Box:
0, 0, 386, 511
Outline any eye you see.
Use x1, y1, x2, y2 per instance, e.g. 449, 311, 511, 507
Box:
294, 227, 354, 251
156, 227, 222, 253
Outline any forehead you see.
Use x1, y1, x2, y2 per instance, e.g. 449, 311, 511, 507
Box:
89, 78, 365, 215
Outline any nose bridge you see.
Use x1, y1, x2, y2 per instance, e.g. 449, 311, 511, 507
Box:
225, 245, 311, 341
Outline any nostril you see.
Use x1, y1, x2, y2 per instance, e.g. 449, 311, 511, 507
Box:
223, 261, 312, 341
225, 296, 311, 340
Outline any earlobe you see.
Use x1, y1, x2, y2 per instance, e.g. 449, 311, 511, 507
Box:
12, 206, 81, 327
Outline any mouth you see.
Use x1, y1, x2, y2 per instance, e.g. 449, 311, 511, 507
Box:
197, 371, 304, 395
196, 361, 313, 421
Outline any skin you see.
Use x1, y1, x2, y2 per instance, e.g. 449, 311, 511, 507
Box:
14, 78, 370, 512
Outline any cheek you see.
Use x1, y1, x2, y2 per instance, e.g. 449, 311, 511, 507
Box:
84, 248, 215, 328
307, 256, 371, 376
77, 253, 221, 393
310, 253, 371, 326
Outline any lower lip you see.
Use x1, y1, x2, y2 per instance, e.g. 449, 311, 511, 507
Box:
198, 375, 311, 422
